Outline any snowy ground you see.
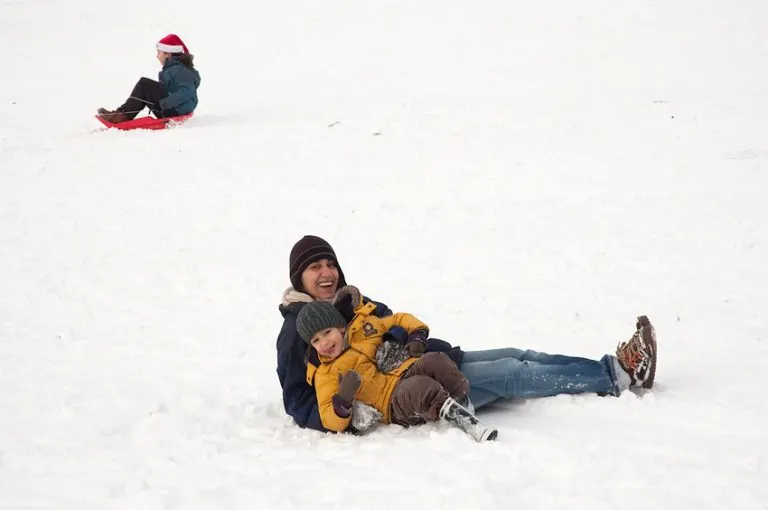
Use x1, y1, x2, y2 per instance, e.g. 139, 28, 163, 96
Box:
1, 0, 767, 509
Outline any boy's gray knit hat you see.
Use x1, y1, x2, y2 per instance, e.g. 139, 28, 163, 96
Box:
296, 301, 347, 343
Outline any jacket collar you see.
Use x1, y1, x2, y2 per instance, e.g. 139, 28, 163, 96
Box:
281, 287, 314, 307
279, 287, 315, 318
162, 56, 183, 70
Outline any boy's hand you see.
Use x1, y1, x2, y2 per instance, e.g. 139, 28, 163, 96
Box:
406, 329, 429, 357
337, 370, 362, 402
406, 339, 425, 357
332, 370, 362, 418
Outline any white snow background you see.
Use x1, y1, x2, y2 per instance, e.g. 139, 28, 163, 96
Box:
1, 0, 767, 509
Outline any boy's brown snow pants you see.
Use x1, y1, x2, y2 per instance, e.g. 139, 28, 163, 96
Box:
389, 352, 469, 426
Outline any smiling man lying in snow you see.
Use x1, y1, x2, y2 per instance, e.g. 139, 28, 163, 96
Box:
276, 235, 657, 438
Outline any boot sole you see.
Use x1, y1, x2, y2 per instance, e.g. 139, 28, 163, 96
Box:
637, 315, 657, 389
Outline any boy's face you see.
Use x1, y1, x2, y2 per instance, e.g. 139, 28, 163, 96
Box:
310, 326, 345, 359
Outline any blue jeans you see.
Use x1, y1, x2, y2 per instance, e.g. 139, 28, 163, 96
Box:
460, 348, 622, 409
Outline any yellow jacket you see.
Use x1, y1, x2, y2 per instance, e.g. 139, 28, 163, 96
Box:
307, 301, 428, 432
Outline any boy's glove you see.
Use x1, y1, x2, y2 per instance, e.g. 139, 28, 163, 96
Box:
375, 341, 411, 373
337, 370, 362, 400
406, 329, 429, 358
332, 370, 362, 418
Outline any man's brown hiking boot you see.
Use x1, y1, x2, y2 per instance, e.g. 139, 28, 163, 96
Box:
616, 315, 657, 389
97, 107, 130, 124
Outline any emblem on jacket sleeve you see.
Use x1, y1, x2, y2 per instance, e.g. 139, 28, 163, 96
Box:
362, 322, 378, 337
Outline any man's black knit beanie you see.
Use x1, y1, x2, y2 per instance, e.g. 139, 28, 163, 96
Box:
289, 235, 347, 293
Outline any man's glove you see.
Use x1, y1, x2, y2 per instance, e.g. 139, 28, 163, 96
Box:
332, 370, 362, 418
333, 286, 362, 322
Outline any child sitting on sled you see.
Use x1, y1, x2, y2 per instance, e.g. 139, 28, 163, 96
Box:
97, 34, 201, 124
296, 286, 498, 442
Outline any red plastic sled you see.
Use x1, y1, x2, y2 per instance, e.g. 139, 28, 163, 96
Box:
95, 112, 194, 131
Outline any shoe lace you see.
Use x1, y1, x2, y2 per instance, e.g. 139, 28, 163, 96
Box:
617, 334, 643, 370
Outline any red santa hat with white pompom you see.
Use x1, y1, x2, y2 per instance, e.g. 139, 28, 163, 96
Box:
156, 34, 189, 54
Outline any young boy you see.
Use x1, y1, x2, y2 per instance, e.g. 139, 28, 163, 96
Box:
296, 286, 497, 442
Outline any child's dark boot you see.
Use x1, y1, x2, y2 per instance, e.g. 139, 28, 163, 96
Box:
97, 107, 130, 124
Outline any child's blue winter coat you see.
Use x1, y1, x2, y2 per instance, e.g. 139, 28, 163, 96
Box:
158, 56, 201, 115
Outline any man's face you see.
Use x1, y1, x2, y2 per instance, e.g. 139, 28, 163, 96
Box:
310, 327, 345, 359
300, 258, 339, 301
